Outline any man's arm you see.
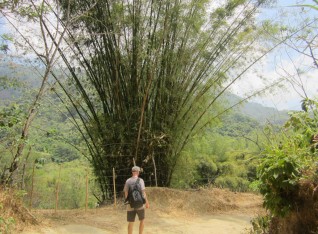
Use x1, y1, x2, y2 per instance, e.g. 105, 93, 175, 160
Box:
123, 182, 129, 202
143, 190, 150, 208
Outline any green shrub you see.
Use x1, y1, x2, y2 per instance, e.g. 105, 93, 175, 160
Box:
0, 215, 15, 234
257, 147, 302, 216
249, 214, 271, 234
25, 160, 97, 209
51, 144, 80, 163
257, 98, 318, 217
215, 176, 249, 191
195, 155, 218, 185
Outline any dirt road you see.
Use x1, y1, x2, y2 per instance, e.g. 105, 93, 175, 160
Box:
22, 210, 255, 234
20, 187, 264, 234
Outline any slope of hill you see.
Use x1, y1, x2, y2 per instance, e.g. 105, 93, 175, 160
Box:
225, 93, 290, 125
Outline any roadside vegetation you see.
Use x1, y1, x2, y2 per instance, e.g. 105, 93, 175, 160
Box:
249, 99, 318, 233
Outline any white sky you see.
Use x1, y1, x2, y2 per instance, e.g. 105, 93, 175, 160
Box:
230, 0, 318, 110
231, 53, 318, 110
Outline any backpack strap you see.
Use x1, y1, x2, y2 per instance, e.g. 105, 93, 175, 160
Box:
129, 178, 140, 194
136, 178, 140, 185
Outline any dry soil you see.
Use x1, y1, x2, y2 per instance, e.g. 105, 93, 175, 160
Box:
19, 187, 265, 234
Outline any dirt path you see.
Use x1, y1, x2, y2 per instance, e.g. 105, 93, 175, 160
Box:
142, 213, 253, 234
22, 207, 258, 234
22, 214, 254, 234
20, 188, 264, 234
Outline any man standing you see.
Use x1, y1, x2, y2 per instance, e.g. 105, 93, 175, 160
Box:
124, 166, 150, 234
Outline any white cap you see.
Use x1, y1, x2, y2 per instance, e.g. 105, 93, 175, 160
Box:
132, 166, 141, 172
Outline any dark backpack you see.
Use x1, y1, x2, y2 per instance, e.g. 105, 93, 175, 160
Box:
128, 178, 145, 209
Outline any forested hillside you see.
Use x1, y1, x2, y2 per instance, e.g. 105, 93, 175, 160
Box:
225, 93, 289, 125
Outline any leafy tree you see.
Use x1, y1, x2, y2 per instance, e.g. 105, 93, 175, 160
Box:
171, 119, 262, 191
51, 143, 80, 163
195, 154, 219, 185
25, 161, 96, 209
0, 0, 73, 185
217, 113, 261, 137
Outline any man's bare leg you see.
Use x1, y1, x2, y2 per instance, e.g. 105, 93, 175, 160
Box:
128, 222, 134, 234
139, 219, 145, 234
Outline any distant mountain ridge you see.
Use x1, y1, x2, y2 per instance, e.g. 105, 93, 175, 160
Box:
225, 93, 290, 125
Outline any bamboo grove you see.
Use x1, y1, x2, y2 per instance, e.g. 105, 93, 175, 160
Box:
2, 0, 270, 202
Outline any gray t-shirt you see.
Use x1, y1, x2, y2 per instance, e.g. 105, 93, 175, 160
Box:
124, 176, 145, 210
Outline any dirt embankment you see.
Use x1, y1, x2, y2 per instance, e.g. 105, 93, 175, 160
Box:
147, 187, 263, 215
14, 187, 265, 234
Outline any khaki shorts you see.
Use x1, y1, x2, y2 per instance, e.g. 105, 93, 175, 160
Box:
127, 208, 145, 222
